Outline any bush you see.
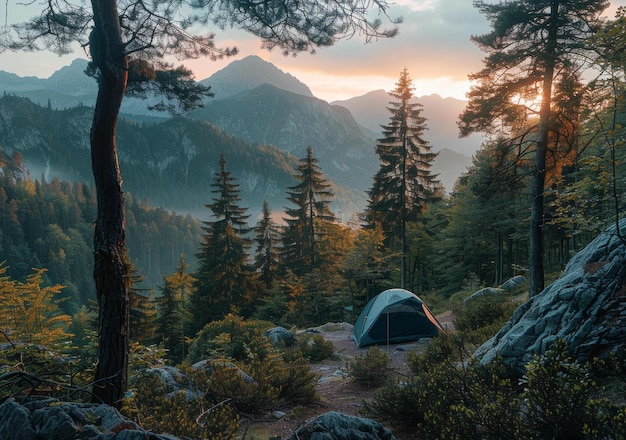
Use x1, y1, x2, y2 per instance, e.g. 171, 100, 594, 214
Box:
346, 346, 393, 387
406, 333, 468, 375
520, 339, 626, 439
186, 314, 274, 364
183, 315, 320, 414
453, 295, 518, 345
297, 333, 335, 362
363, 338, 626, 439
124, 367, 239, 440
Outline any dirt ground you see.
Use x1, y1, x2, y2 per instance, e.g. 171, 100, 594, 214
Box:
241, 312, 455, 440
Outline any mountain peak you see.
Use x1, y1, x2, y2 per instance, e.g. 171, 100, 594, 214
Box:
200, 55, 313, 100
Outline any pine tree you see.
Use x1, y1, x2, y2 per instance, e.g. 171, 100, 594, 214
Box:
128, 263, 158, 345
192, 154, 256, 331
253, 200, 281, 290
365, 68, 440, 287
156, 255, 195, 364
282, 147, 336, 275
459, 0, 608, 297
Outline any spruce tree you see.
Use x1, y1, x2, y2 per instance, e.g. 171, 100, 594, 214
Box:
253, 200, 281, 290
192, 154, 255, 331
282, 147, 336, 275
365, 68, 440, 287
156, 255, 195, 364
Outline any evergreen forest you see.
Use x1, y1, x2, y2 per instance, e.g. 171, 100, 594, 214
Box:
2, 1, 626, 438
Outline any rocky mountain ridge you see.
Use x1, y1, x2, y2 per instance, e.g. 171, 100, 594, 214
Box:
0, 56, 475, 204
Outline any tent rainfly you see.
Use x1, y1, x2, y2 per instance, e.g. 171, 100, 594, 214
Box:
353, 288, 444, 348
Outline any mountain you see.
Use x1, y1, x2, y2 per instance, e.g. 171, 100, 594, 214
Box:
433, 148, 472, 194
332, 90, 484, 157
0, 95, 364, 219
189, 83, 376, 195
199, 55, 313, 99
0, 56, 476, 197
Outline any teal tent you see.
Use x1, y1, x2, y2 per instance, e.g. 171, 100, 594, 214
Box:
353, 288, 443, 348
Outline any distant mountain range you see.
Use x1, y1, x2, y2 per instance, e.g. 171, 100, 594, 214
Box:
0, 56, 480, 215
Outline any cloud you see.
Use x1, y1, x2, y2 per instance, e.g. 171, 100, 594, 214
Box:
1, 0, 491, 101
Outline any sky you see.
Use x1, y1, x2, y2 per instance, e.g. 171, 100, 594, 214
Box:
1, 0, 626, 103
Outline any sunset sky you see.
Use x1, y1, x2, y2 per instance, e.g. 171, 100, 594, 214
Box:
2, 0, 626, 103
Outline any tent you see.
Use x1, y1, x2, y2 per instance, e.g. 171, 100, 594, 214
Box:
353, 288, 444, 348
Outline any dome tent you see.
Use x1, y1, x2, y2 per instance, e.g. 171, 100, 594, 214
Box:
353, 288, 444, 348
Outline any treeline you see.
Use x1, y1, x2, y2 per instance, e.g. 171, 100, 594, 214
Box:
0, 147, 202, 314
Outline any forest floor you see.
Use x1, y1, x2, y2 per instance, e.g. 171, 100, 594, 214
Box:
240, 311, 456, 440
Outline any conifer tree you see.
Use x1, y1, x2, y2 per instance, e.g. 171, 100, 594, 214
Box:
459, 0, 608, 297
253, 200, 281, 290
192, 154, 256, 330
128, 264, 158, 345
282, 147, 336, 275
3, 0, 399, 407
156, 255, 195, 364
365, 68, 440, 287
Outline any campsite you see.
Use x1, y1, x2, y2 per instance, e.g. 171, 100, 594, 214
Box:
244, 315, 453, 440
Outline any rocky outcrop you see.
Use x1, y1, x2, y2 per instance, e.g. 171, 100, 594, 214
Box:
475, 220, 626, 374
0, 398, 181, 439
286, 411, 397, 440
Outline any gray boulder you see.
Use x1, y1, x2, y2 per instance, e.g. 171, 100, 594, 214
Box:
475, 219, 626, 374
286, 411, 396, 440
0, 398, 181, 439
264, 326, 296, 348
499, 275, 527, 292
463, 287, 503, 306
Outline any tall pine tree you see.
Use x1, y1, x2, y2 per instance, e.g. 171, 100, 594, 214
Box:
282, 147, 336, 275
365, 68, 440, 287
459, 0, 608, 297
192, 154, 256, 331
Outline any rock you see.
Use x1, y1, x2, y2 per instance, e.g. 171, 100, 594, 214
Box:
499, 275, 527, 292
286, 411, 396, 440
463, 287, 503, 306
273, 410, 287, 420
0, 398, 35, 439
474, 219, 626, 374
264, 326, 296, 347
0, 398, 181, 439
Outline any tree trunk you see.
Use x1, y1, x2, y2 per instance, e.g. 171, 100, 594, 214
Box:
89, 0, 130, 408
529, 1, 558, 298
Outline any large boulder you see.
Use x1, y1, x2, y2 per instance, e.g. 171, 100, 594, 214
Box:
475, 220, 626, 374
0, 398, 181, 439
286, 411, 396, 440
264, 326, 296, 348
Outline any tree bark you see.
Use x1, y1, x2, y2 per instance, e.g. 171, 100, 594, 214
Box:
529, 1, 559, 298
89, 0, 130, 408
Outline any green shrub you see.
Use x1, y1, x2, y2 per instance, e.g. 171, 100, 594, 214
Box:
274, 355, 319, 404
520, 339, 626, 439
453, 295, 518, 344
363, 338, 626, 439
406, 333, 468, 375
186, 314, 274, 364
183, 315, 320, 414
297, 333, 335, 362
124, 367, 239, 440
346, 346, 394, 387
